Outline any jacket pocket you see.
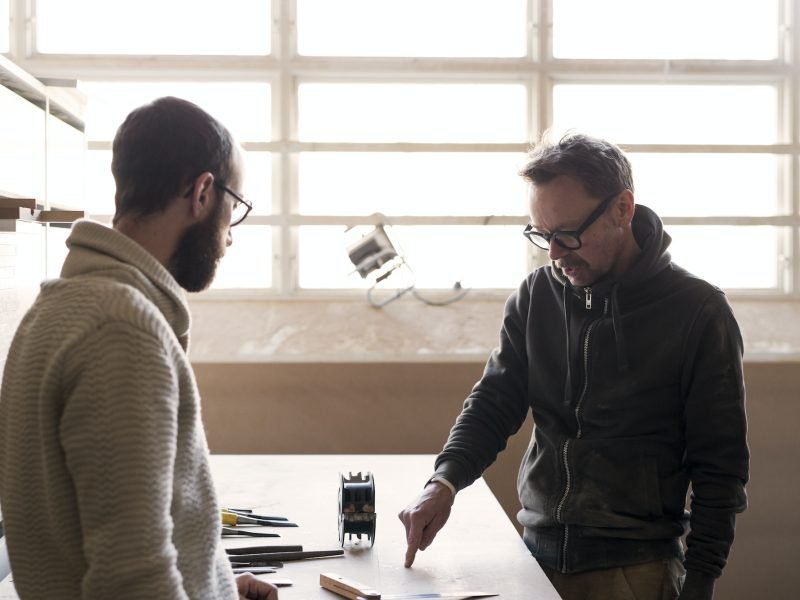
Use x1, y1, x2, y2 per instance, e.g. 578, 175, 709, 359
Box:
562, 439, 664, 528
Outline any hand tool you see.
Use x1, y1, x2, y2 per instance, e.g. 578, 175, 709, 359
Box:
223, 507, 290, 522
226, 545, 302, 555
221, 510, 298, 527
320, 572, 498, 600
229, 549, 345, 565
231, 566, 278, 574
221, 526, 279, 538
230, 561, 283, 568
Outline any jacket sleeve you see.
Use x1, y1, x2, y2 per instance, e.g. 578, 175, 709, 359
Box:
681, 290, 749, 584
60, 321, 194, 600
434, 278, 532, 491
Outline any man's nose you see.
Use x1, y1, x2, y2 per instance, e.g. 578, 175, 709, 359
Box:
226, 229, 233, 247
548, 241, 568, 261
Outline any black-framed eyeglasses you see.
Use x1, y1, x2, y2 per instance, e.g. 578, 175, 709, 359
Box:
214, 181, 253, 227
523, 191, 620, 251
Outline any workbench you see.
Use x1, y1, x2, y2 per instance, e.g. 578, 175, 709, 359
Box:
0, 454, 559, 599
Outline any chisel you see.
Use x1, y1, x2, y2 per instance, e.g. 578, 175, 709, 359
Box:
320, 572, 498, 600
226, 545, 302, 555
231, 549, 344, 565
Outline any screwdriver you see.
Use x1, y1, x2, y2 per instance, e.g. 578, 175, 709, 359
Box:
221, 526, 280, 538
223, 508, 289, 522
221, 510, 298, 527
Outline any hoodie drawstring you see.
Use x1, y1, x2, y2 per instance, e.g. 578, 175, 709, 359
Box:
610, 283, 630, 372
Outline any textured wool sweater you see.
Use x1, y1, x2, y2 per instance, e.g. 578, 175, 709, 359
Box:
0, 220, 238, 599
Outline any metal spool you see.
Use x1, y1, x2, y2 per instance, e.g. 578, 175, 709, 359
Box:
338, 471, 376, 547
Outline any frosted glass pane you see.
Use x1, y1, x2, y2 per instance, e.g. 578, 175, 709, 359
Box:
553, 84, 777, 144
209, 225, 272, 289
668, 226, 781, 289
47, 114, 86, 209
36, 0, 270, 55
241, 151, 272, 216
299, 152, 529, 216
299, 225, 526, 289
0, 86, 45, 200
630, 154, 783, 217
0, 0, 9, 53
299, 83, 527, 142
80, 81, 271, 142
298, 0, 526, 57
553, 0, 779, 60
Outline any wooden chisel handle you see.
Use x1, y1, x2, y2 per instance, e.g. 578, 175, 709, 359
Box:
320, 572, 381, 599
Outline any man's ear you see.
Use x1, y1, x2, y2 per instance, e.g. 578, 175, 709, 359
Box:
187, 172, 216, 219
616, 189, 635, 226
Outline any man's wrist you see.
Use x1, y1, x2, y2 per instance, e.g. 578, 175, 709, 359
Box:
426, 475, 456, 498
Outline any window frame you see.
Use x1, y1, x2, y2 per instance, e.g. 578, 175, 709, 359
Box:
5, 0, 798, 299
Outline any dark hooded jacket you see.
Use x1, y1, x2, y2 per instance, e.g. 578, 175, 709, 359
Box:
433, 205, 748, 587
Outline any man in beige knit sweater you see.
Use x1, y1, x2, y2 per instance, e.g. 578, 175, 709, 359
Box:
0, 97, 277, 599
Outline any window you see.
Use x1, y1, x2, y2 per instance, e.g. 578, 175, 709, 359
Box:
35, 0, 270, 55
297, 0, 527, 57
9, 0, 796, 295
552, 0, 779, 60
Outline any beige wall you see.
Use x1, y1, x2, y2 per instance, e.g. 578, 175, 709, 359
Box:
196, 360, 799, 600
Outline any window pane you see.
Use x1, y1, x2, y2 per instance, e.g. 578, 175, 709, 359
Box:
553, 84, 777, 144
241, 151, 272, 216
300, 225, 526, 289
299, 83, 527, 142
297, 0, 526, 58
630, 154, 784, 217
668, 226, 782, 289
79, 81, 271, 142
299, 152, 529, 216
209, 225, 272, 289
36, 0, 270, 55
553, 0, 779, 60
0, 0, 9, 53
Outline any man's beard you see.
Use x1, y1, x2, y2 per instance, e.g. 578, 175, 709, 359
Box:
169, 204, 225, 292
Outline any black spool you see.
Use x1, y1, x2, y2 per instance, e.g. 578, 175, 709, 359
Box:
338, 471, 376, 547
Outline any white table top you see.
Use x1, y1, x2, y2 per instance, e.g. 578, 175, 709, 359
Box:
0, 454, 559, 599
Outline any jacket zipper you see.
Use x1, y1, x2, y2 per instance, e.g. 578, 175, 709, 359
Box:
555, 296, 608, 572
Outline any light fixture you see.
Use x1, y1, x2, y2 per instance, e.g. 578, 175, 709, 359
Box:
345, 223, 470, 308
346, 225, 398, 279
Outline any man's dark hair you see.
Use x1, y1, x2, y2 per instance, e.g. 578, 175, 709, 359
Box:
520, 132, 634, 199
111, 96, 235, 223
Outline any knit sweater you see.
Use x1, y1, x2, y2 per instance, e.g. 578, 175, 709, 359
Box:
0, 220, 238, 599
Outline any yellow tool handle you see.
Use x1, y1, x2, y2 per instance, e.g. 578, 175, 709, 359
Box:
320, 572, 381, 599
221, 511, 240, 525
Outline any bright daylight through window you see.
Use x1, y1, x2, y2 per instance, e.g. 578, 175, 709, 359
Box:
8, 0, 791, 294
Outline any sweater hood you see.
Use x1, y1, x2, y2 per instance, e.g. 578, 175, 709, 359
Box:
551, 204, 672, 371
59, 219, 191, 348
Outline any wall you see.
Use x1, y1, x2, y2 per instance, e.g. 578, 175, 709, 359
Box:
194, 359, 799, 600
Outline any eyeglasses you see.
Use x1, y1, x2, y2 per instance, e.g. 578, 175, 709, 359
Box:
523, 191, 620, 251
214, 181, 253, 227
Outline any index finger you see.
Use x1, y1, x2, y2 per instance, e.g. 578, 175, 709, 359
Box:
403, 511, 426, 567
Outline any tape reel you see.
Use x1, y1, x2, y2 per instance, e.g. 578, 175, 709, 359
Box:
338, 471, 376, 547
